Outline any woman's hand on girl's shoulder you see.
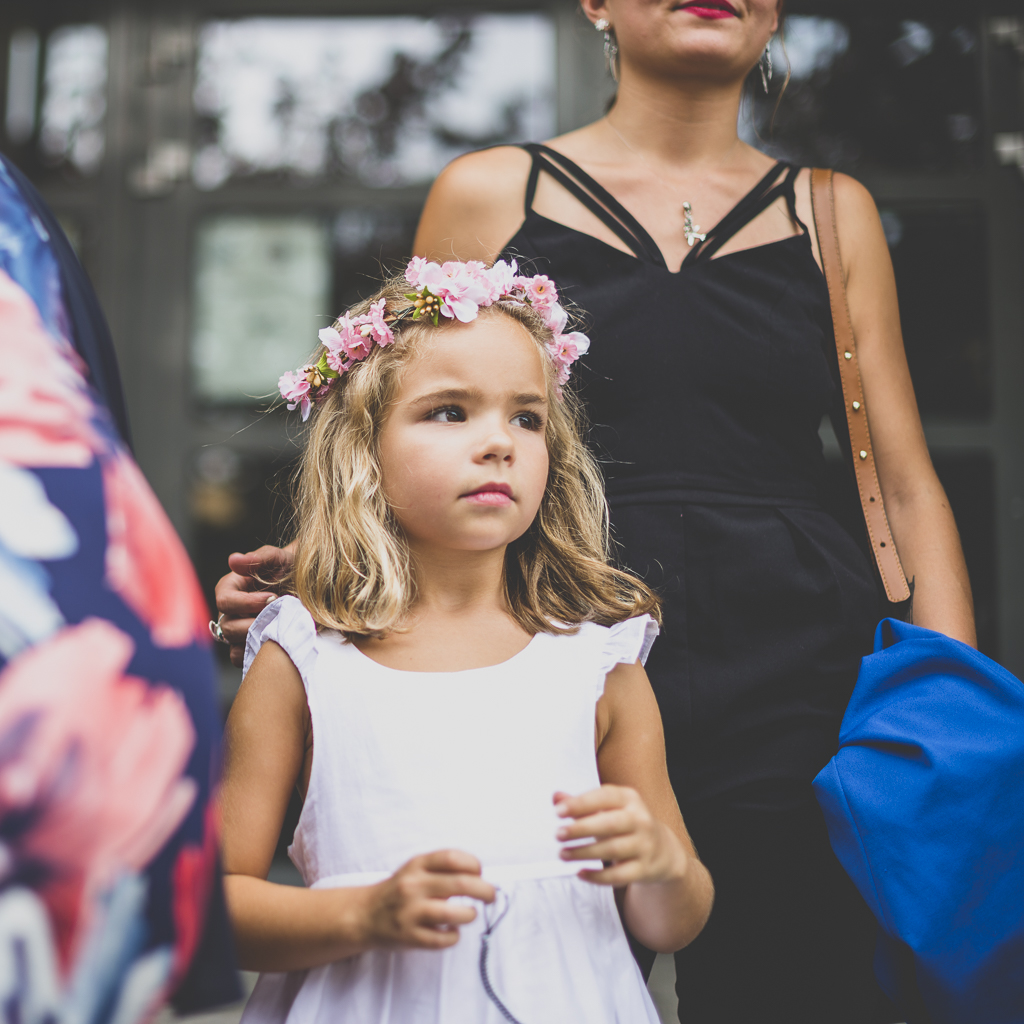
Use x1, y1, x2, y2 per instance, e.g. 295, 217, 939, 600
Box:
215, 543, 296, 667
358, 850, 496, 951
413, 146, 533, 264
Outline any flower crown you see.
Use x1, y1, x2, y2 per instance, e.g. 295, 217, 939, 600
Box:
278, 257, 590, 420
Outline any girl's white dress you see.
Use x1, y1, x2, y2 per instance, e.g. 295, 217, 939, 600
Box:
241, 596, 663, 1024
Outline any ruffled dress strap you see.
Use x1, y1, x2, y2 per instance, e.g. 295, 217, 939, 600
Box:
597, 614, 660, 684
243, 595, 319, 689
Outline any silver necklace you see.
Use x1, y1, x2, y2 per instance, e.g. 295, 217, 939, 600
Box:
604, 118, 707, 247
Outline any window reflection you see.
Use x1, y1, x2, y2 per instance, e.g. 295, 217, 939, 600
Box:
331, 206, 420, 311
192, 217, 331, 403
39, 25, 108, 174
5, 29, 40, 145
192, 14, 555, 189
745, 15, 982, 172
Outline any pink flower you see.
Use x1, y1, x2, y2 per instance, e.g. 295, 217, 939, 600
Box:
525, 275, 558, 310
487, 259, 519, 299
278, 369, 313, 420
0, 270, 103, 468
508, 275, 532, 301
0, 618, 196, 967
323, 313, 371, 363
561, 330, 590, 358
405, 256, 431, 289
405, 258, 493, 323
548, 338, 579, 366
366, 298, 394, 347
546, 331, 590, 388
318, 327, 351, 375
542, 302, 569, 336
103, 450, 212, 648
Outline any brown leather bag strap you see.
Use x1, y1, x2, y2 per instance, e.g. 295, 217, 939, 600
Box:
810, 168, 911, 604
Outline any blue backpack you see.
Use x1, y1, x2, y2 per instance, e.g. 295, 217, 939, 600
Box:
813, 619, 1024, 1024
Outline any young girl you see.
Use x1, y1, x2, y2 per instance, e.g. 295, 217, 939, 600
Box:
221, 258, 713, 1023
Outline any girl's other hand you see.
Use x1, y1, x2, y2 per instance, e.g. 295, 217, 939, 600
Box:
554, 786, 690, 888
215, 543, 295, 666
360, 849, 496, 951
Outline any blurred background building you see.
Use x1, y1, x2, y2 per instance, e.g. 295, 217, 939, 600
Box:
2, 0, 1024, 700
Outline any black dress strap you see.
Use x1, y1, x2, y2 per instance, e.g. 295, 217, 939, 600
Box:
519, 144, 666, 267
684, 162, 801, 265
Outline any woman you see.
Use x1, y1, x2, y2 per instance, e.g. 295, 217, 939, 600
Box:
217, 2, 975, 1019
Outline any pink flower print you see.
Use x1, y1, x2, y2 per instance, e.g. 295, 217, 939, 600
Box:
278, 369, 313, 420
525, 275, 558, 310
366, 298, 394, 347
102, 450, 211, 648
171, 800, 218, 983
0, 270, 103, 469
0, 618, 196, 968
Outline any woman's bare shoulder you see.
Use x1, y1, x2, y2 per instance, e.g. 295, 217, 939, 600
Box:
830, 171, 887, 265
414, 146, 533, 263
443, 145, 534, 186
832, 171, 879, 217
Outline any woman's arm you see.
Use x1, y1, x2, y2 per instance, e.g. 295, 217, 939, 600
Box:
557, 660, 713, 953
412, 146, 532, 262
834, 174, 976, 645
222, 641, 494, 971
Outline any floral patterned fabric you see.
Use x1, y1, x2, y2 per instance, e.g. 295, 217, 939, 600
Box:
0, 156, 237, 1020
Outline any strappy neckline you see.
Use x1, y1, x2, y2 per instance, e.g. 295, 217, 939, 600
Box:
520, 143, 806, 275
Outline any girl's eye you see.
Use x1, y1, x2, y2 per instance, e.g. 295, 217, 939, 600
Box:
512, 411, 544, 431
427, 406, 464, 423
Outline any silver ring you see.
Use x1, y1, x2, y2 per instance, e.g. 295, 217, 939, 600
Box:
209, 613, 229, 644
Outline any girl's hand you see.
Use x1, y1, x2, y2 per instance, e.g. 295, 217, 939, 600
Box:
554, 786, 690, 888
359, 849, 496, 951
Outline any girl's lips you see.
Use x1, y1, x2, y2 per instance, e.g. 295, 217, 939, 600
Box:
462, 484, 513, 507
463, 491, 513, 507
678, 1, 738, 18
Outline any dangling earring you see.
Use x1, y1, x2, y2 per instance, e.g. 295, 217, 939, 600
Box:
595, 18, 619, 82
759, 39, 773, 93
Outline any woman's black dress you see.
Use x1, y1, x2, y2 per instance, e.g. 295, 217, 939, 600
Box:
503, 147, 896, 1023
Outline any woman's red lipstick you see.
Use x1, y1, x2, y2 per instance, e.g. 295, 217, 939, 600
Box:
678, 1, 738, 19
463, 483, 513, 507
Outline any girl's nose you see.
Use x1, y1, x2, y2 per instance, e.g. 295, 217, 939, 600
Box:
478, 424, 514, 463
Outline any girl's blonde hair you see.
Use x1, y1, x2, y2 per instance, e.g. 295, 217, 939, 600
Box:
287, 274, 659, 638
